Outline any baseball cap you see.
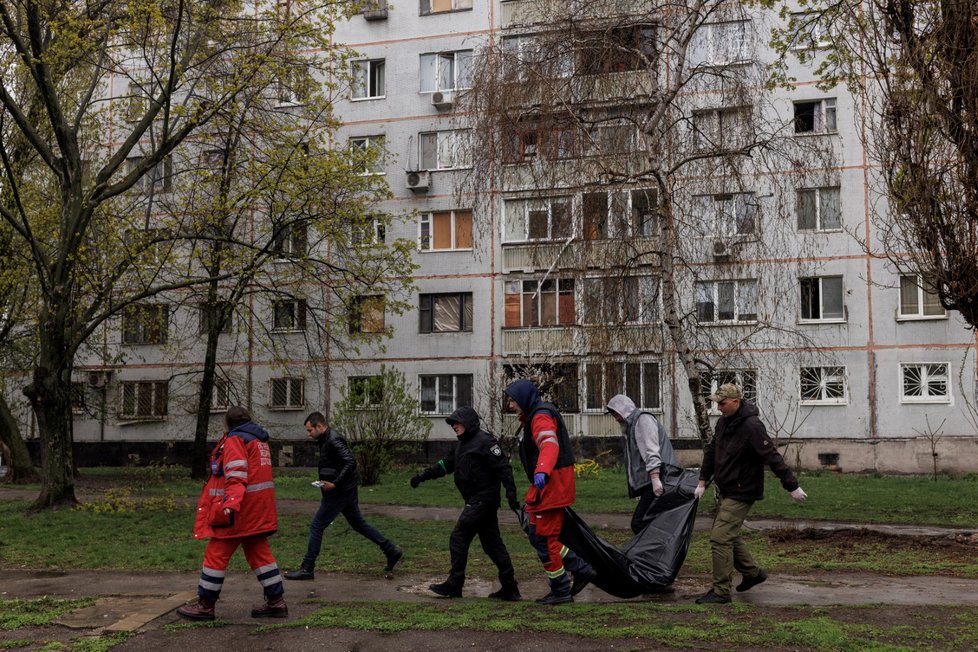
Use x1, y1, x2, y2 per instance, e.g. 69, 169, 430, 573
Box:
709, 383, 743, 402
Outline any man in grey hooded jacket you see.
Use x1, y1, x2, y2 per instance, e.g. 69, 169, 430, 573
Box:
606, 394, 680, 534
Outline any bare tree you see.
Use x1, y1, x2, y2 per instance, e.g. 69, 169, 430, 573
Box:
462, 0, 837, 443
770, 0, 978, 329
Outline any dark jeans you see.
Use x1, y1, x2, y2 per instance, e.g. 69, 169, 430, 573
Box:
302, 488, 397, 567
447, 501, 515, 587
631, 486, 658, 534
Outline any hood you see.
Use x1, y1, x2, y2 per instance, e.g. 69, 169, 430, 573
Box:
504, 379, 541, 416
728, 399, 759, 424
606, 394, 636, 421
229, 421, 270, 442
445, 405, 480, 433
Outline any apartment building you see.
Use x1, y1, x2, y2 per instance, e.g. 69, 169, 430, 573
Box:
51, 0, 977, 473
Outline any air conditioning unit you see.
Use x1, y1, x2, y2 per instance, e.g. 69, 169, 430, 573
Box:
711, 239, 732, 260
87, 370, 113, 388
405, 170, 431, 192
362, 0, 388, 20
431, 90, 455, 110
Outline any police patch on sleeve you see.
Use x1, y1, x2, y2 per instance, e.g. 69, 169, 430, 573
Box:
490, 445, 502, 456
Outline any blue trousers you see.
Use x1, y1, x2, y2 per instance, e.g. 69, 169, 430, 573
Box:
301, 488, 397, 567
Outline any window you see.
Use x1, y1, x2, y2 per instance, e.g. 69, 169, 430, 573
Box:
122, 304, 168, 344
198, 301, 233, 334
794, 98, 837, 134
790, 11, 832, 50
800, 276, 845, 321
503, 363, 579, 412
503, 197, 571, 243
419, 130, 470, 170
119, 381, 168, 420
504, 279, 575, 327
800, 366, 847, 404
692, 193, 757, 237
420, 50, 473, 92
700, 369, 757, 408
353, 217, 386, 246
349, 295, 385, 334
419, 374, 473, 414
797, 186, 842, 231
125, 80, 147, 122
576, 25, 656, 75
631, 189, 658, 238
126, 156, 172, 194
71, 382, 87, 415
348, 375, 382, 407
502, 34, 573, 80
584, 361, 660, 412
899, 275, 945, 319
420, 292, 473, 333
209, 378, 230, 412
582, 275, 659, 325
350, 135, 386, 175
352, 59, 385, 99
270, 377, 305, 410
503, 122, 580, 163
693, 20, 753, 66
419, 210, 472, 250
900, 363, 950, 403
692, 106, 751, 152
588, 123, 636, 157
273, 299, 307, 332
420, 0, 472, 15
695, 279, 757, 323
271, 222, 308, 258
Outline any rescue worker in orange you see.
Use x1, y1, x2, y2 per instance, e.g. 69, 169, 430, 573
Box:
505, 378, 595, 604
177, 405, 287, 620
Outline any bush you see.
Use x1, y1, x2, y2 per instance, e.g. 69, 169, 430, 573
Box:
330, 366, 432, 486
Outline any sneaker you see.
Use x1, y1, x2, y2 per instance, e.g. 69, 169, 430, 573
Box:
284, 567, 314, 581
429, 581, 462, 598
488, 584, 521, 602
251, 595, 288, 618
384, 548, 403, 573
176, 598, 215, 621
736, 570, 768, 593
570, 568, 596, 596
695, 590, 731, 605
535, 591, 573, 605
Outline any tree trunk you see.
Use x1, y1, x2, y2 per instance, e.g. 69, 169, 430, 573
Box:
659, 192, 712, 445
23, 321, 78, 509
191, 310, 223, 479
0, 392, 38, 483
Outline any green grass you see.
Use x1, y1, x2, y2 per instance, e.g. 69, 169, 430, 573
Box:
0, 598, 96, 630
258, 600, 978, 650
60, 465, 978, 526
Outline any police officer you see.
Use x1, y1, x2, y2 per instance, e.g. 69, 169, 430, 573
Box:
410, 406, 522, 601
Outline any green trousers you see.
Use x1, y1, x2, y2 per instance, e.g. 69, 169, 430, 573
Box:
709, 496, 760, 597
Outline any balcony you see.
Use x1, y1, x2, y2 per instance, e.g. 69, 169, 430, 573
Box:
501, 323, 662, 356
501, 0, 653, 28
501, 237, 658, 272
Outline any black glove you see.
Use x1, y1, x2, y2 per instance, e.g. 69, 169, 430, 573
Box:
410, 474, 423, 488
508, 495, 521, 511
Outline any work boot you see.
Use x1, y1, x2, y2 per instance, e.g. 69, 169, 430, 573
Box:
176, 598, 216, 621
251, 595, 288, 618
536, 574, 572, 605
488, 582, 521, 602
284, 564, 314, 581
736, 569, 768, 593
535, 591, 573, 605
570, 568, 596, 596
429, 581, 463, 598
695, 590, 731, 604
384, 547, 403, 572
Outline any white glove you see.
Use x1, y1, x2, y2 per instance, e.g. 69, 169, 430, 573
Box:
651, 474, 664, 496
693, 483, 706, 499
790, 487, 808, 503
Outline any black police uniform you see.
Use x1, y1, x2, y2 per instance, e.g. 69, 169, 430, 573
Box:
411, 406, 519, 592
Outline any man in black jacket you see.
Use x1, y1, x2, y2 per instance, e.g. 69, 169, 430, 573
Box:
410, 406, 522, 601
693, 384, 808, 604
284, 411, 402, 581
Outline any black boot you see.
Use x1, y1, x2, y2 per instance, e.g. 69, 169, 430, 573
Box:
429, 581, 463, 598
488, 581, 521, 602
284, 564, 314, 581
536, 574, 572, 605
384, 547, 403, 572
